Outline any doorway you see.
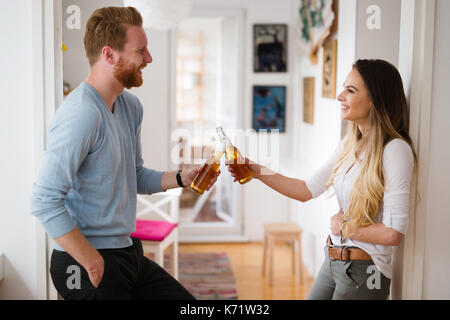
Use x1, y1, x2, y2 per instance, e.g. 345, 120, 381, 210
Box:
173, 9, 247, 242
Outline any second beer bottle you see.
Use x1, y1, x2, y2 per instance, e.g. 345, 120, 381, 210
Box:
190, 142, 224, 194
216, 126, 253, 184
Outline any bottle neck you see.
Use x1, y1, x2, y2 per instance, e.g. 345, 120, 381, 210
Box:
216, 127, 227, 142
216, 127, 232, 150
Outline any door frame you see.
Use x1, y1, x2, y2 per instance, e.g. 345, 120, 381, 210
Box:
399, 0, 435, 300
32, 0, 63, 300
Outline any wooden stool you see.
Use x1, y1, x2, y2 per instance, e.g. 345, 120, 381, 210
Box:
262, 223, 303, 286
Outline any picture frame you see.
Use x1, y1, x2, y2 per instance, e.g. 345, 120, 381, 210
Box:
252, 85, 286, 132
321, 38, 337, 99
253, 24, 288, 72
296, 0, 338, 64
303, 77, 315, 125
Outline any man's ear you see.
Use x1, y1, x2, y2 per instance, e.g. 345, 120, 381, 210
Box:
101, 46, 116, 65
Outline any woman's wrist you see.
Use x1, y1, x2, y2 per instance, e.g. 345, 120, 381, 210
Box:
344, 224, 360, 240
250, 163, 263, 179
253, 164, 276, 180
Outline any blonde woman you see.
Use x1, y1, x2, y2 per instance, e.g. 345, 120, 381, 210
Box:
228, 59, 417, 300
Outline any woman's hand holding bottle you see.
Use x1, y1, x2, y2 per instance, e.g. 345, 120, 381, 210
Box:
226, 157, 264, 181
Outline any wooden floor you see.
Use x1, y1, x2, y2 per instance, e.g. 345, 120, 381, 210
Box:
179, 242, 314, 300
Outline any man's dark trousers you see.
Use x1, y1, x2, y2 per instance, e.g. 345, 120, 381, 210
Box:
50, 237, 195, 300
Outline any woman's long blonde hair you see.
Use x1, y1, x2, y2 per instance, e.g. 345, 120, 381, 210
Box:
327, 59, 418, 237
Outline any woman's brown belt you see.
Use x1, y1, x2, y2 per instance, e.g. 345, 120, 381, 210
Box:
327, 236, 372, 261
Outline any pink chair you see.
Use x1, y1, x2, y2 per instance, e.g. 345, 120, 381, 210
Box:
131, 189, 181, 279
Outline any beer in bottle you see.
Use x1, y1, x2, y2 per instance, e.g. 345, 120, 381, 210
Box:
216, 126, 252, 184
190, 145, 224, 194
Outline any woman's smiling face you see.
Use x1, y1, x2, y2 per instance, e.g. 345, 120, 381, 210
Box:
337, 68, 373, 131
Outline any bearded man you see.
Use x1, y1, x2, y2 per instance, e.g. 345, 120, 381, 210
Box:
30, 6, 216, 300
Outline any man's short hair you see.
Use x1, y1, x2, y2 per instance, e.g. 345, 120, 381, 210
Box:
84, 6, 143, 66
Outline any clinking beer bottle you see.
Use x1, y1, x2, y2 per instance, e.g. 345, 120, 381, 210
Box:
216, 126, 252, 184
190, 145, 224, 195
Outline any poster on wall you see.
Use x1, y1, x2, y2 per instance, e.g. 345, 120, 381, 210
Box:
253, 24, 288, 72
296, 0, 337, 64
252, 85, 286, 132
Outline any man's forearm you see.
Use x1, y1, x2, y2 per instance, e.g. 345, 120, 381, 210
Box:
53, 228, 103, 272
161, 171, 179, 191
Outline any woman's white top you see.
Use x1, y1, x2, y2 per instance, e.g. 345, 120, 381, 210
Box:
305, 138, 414, 279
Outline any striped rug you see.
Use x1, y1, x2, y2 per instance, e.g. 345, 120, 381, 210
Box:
161, 252, 238, 300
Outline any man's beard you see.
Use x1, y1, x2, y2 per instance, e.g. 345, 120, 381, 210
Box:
113, 56, 146, 89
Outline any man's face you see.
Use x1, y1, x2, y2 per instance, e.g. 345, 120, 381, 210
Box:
113, 26, 152, 89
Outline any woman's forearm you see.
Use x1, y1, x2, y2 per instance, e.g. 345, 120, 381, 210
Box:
256, 167, 312, 202
347, 223, 403, 246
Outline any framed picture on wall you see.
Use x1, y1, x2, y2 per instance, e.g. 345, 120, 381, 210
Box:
252, 85, 286, 132
321, 38, 338, 99
303, 77, 315, 124
296, 0, 338, 64
253, 24, 288, 72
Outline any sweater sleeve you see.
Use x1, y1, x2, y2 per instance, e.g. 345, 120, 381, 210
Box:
135, 102, 164, 194
305, 139, 345, 198
30, 104, 101, 238
381, 139, 414, 235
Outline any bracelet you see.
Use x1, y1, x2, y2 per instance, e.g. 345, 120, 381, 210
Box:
176, 169, 185, 188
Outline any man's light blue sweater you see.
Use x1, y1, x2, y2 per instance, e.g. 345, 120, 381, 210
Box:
30, 82, 163, 251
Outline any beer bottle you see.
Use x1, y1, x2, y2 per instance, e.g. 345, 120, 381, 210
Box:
216, 126, 252, 184
190, 144, 224, 194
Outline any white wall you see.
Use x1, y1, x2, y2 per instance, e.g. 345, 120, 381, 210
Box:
356, 0, 401, 65
421, 0, 450, 299
0, 0, 41, 299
